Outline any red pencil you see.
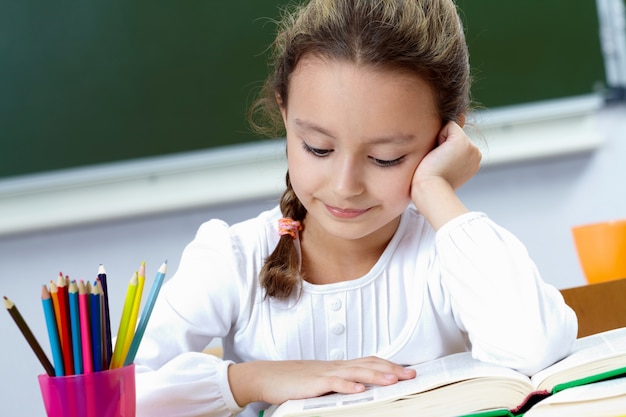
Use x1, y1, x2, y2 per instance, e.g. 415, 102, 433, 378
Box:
78, 280, 94, 373
55, 273, 74, 375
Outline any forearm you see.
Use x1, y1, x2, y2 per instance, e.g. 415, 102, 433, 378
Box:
228, 361, 264, 407
228, 357, 417, 407
411, 177, 469, 231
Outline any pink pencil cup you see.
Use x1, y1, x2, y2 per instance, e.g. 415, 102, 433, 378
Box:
38, 364, 136, 417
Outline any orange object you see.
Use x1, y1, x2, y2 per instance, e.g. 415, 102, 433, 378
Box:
572, 220, 626, 284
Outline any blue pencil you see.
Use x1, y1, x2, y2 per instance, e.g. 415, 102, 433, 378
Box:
68, 281, 83, 374
123, 261, 167, 366
41, 285, 65, 376
90, 283, 103, 372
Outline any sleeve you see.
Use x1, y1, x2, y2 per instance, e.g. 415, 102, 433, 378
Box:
434, 212, 578, 375
134, 219, 246, 417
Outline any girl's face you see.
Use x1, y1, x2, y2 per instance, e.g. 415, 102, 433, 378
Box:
281, 56, 442, 244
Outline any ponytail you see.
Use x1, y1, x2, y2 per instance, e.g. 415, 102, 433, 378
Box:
260, 172, 307, 299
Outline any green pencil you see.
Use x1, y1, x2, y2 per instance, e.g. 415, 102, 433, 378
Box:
123, 261, 167, 366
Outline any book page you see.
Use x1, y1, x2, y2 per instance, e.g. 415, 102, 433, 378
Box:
524, 376, 626, 417
267, 352, 532, 417
531, 327, 626, 391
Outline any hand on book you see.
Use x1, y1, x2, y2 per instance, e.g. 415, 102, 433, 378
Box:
263, 327, 626, 417
228, 356, 416, 407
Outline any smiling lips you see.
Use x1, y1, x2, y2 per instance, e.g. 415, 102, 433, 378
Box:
325, 204, 371, 219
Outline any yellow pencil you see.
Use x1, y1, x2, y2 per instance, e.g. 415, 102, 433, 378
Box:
121, 262, 146, 365
109, 272, 138, 369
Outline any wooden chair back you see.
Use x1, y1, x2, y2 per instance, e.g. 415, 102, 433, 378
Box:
204, 345, 224, 357
560, 278, 626, 338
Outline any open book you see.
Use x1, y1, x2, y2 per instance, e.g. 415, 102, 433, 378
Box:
523, 376, 626, 417
262, 327, 626, 417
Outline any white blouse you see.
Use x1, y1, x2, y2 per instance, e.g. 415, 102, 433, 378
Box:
134, 206, 578, 417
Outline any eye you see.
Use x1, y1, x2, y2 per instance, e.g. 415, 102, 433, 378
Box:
302, 141, 332, 157
370, 155, 405, 167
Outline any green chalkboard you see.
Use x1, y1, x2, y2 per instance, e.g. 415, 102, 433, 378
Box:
0, 1, 293, 178
0, 0, 606, 179
456, 0, 606, 109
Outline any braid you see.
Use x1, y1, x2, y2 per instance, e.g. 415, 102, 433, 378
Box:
260, 172, 307, 299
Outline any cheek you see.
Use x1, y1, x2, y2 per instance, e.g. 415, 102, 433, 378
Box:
287, 146, 314, 197
369, 168, 413, 201
376, 159, 421, 203
390, 178, 413, 203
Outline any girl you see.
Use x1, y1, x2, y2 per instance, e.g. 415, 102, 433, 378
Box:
134, 1, 577, 416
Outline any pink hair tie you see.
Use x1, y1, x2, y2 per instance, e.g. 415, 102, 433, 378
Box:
278, 218, 302, 240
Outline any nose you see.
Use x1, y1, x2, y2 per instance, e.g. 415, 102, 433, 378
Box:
331, 155, 365, 198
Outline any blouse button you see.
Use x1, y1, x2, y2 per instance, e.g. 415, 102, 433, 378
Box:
330, 349, 345, 360
328, 298, 342, 311
331, 323, 345, 335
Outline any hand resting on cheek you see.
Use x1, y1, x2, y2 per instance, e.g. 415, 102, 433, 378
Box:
410, 120, 482, 230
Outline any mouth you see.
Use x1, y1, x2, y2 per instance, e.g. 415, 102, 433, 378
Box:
325, 204, 371, 219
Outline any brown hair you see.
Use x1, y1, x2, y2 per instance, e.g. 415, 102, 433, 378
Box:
252, 0, 472, 299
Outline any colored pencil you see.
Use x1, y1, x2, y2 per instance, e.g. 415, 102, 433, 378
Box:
98, 264, 113, 368
55, 273, 74, 375
4, 295, 55, 376
78, 280, 94, 373
41, 285, 64, 376
124, 261, 167, 366
90, 283, 103, 372
49, 280, 62, 347
122, 262, 146, 365
68, 281, 83, 374
110, 272, 139, 369
95, 278, 107, 368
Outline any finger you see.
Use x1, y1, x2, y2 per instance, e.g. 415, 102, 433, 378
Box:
324, 376, 367, 395
457, 113, 466, 128
331, 365, 415, 387
352, 356, 417, 380
437, 120, 459, 145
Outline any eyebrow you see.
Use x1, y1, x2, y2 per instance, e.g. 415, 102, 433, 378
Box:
293, 118, 415, 145
294, 119, 335, 138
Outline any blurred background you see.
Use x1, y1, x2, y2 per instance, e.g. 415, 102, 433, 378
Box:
1, 0, 626, 415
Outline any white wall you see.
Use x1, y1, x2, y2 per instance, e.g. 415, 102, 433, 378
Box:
458, 103, 626, 288
1, 102, 625, 415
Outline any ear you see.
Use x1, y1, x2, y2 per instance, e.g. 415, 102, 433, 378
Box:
276, 92, 287, 123
456, 113, 466, 128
